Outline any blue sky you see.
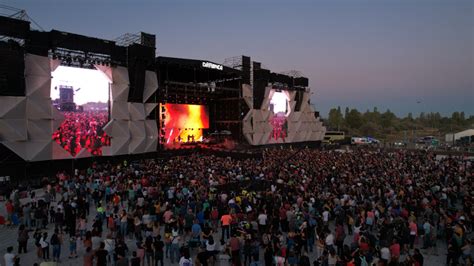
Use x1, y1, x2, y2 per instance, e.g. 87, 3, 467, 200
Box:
5, 0, 473, 117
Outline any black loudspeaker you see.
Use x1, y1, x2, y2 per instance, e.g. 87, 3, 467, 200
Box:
252, 61, 261, 71
294, 77, 309, 87
242, 56, 251, 85
0, 41, 25, 96
140, 32, 156, 48
127, 44, 154, 102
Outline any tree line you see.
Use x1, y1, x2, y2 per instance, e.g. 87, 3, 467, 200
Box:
324, 106, 474, 141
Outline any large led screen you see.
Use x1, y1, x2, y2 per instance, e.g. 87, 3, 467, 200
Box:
268, 90, 290, 141
51, 65, 111, 156
161, 103, 209, 146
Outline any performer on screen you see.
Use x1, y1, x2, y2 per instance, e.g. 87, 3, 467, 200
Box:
269, 112, 287, 142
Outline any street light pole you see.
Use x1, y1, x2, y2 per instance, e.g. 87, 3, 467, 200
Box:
415, 100, 422, 143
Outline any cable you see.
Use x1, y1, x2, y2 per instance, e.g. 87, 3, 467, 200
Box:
0, 4, 22, 12
24, 13, 44, 31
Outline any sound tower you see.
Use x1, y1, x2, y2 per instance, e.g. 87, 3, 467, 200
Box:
241, 56, 251, 85
127, 43, 155, 102
140, 32, 156, 48
253, 69, 270, 110
0, 41, 25, 96
294, 90, 304, 112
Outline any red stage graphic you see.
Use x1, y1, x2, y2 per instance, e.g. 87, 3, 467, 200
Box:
269, 113, 287, 141
162, 104, 209, 145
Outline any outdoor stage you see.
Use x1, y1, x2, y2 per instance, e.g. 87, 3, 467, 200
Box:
0, 15, 325, 181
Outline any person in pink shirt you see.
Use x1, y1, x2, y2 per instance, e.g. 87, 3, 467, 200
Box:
163, 208, 173, 224
409, 221, 418, 249
390, 239, 400, 262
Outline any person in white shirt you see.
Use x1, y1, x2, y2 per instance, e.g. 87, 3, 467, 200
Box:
4, 246, 16, 266
325, 230, 335, 250
178, 248, 193, 266
380, 246, 390, 264
40, 232, 50, 260
323, 209, 330, 225
257, 211, 268, 233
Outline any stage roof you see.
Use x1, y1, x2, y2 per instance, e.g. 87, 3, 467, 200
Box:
156, 56, 242, 75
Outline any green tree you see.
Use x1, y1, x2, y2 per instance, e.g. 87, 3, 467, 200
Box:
360, 121, 379, 136
451, 112, 461, 123
380, 109, 396, 129
327, 106, 344, 130
346, 108, 363, 129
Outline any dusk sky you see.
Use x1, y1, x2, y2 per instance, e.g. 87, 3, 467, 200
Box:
6, 0, 473, 117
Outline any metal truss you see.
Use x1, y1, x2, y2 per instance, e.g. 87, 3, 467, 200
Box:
114, 32, 141, 47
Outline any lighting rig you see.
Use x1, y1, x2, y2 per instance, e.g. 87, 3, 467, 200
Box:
49, 47, 114, 69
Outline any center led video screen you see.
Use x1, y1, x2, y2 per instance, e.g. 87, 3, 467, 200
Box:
51, 65, 111, 156
161, 103, 209, 146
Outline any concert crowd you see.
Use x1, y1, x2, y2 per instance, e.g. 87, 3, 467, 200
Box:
52, 111, 111, 156
2, 148, 473, 266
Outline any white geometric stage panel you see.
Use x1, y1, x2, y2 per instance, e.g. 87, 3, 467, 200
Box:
145, 120, 158, 139
0, 96, 26, 119
129, 103, 146, 121
129, 137, 147, 154
0, 119, 27, 141
242, 88, 326, 145
26, 98, 53, 119
111, 137, 130, 155
29, 141, 52, 161
145, 103, 158, 116
116, 120, 131, 139
94, 65, 113, 83
111, 83, 129, 102
27, 119, 53, 141
111, 101, 130, 120
2, 140, 51, 161
25, 54, 51, 77
129, 121, 146, 138
244, 133, 253, 145
25, 75, 51, 99
242, 84, 253, 98
3, 53, 155, 160
52, 141, 73, 160
50, 59, 61, 73
260, 87, 273, 110
143, 70, 158, 103
75, 148, 92, 159
144, 119, 158, 153
112, 66, 129, 85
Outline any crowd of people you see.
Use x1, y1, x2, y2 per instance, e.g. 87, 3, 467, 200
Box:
52, 111, 111, 156
2, 147, 473, 266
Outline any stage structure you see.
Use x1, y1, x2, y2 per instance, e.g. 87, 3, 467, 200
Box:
0, 15, 158, 162
155, 56, 325, 147
226, 56, 326, 145
0, 14, 324, 166
155, 57, 245, 148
